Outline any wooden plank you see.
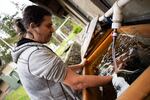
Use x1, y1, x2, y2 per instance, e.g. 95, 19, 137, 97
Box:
119, 24, 150, 38
82, 33, 113, 100
81, 16, 98, 58
118, 67, 150, 100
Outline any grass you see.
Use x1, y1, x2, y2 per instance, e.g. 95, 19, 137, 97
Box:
5, 86, 29, 100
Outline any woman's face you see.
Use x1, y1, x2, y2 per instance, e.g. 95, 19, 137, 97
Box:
33, 16, 54, 43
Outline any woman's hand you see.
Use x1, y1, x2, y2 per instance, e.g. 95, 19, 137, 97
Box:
80, 58, 87, 67
68, 58, 87, 72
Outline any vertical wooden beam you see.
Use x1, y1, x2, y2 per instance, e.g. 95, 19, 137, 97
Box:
82, 33, 113, 100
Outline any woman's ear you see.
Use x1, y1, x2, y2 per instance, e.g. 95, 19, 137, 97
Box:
27, 22, 37, 36
29, 22, 36, 29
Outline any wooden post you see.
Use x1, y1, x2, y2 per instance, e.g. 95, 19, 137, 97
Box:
82, 33, 113, 100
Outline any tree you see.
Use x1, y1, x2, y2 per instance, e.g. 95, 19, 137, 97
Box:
0, 13, 18, 66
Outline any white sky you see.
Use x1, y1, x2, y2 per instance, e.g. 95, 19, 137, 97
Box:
0, 0, 33, 16
0, 0, 33, 38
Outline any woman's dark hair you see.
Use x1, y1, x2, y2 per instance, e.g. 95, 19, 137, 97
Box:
14, 18, 26, 35
22, 5, 52, 29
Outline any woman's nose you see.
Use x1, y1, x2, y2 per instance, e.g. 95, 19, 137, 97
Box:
51, 27, 55, 33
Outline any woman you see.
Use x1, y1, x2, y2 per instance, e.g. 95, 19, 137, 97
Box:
12, 5, 112, 100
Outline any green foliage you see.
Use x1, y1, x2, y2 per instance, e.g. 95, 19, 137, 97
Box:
61, 20, 73, 35
55, 18, 83, 55
0, 40, 12, 65
55, 32, 76, 56
0, 14, 18, 65
73, 26, 82, 34
5, 86, 30, 100
49, 35, 61, 46
52, 16, 65, 29
0, 14, 17, 37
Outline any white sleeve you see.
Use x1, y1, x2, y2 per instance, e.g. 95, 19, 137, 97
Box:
28, 48, 67, 82
112, 73, 129, 97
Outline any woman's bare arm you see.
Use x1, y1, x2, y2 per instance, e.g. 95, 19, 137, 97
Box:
63, 68, 112, 90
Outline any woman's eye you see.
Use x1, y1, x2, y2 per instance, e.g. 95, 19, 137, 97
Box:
46, 23, 52, 28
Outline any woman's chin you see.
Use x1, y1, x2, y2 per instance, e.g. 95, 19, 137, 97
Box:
45, 39, 51, 43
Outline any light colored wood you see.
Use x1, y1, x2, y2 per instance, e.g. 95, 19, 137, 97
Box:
81, 16, 98, 58
87, 33, 112, 64
119, 24, 150, 38
118, 67, 150, 100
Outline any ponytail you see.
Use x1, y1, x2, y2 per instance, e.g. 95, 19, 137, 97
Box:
14, 18, 26, 36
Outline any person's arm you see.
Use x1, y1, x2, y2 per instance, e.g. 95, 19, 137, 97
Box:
63, 68, 112, 90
